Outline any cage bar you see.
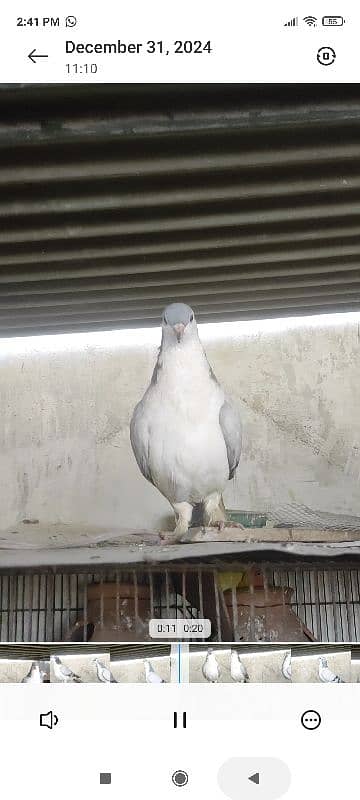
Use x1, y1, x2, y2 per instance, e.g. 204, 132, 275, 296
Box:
0, 562, 359, 643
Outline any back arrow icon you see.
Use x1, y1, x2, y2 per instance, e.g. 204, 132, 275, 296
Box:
28, 49, 49, 63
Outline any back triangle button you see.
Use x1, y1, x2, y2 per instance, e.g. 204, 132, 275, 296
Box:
248, 772, 260, 785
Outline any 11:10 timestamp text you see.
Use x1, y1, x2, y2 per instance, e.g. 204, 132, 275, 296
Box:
66, 64, 98, 74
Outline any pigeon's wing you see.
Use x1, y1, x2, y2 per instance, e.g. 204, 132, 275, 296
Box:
219, 400, 242, 479
61, 662, 78, 678
102, 666, 112, 682
325, 667, 343, 682
130, 401, 154, 486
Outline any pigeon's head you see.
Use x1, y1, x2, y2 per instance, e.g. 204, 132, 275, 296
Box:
162, 303, 196, 345
319, 657, 327, 667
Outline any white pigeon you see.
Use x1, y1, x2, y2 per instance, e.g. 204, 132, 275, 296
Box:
282, 652, 292, 681
22, 661, 45, 684
318, 656, 344, 683
202, 648, 220, 683
230, 649, 249, 683
93, 658, 117, 683
144, 659, 165, 684
53, 656, 82, 683
130, 303, 242, 542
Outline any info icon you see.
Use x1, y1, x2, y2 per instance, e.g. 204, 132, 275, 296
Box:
317, 46, 336, 66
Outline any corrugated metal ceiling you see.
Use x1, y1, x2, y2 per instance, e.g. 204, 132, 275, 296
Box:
1, 83, 360, 336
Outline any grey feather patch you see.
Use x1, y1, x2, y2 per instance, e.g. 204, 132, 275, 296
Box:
150, 352, 162, 386
130, 404, 154, 485
206, 357, 219, 385
219, 401, 242, 479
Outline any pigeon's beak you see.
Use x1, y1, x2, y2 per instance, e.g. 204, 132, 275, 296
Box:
173, 323, 185, 342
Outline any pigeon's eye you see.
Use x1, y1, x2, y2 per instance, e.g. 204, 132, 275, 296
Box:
190, 313, 194, 322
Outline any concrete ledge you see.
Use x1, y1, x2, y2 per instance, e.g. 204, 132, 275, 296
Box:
1, 522, 360, 569
0, 539, 360, 570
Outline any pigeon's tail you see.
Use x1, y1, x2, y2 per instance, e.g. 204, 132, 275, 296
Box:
219, 495, 227, 518
190, 496, 227, 527
190, 503, 204, 527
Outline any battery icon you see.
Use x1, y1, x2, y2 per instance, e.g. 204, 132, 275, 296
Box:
322, 15, 345, 25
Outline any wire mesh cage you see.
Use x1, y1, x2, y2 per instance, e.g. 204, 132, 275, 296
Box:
1, 560, 360, 643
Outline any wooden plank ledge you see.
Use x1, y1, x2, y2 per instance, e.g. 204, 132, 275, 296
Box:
161, 526, 360, 544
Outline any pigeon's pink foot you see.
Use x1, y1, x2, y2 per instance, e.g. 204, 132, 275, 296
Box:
159, 531, 185, 545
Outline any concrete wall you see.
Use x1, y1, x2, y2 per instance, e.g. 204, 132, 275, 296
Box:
111, 656, 171, 683
291, 651, 351, 683
189, 648, 289, 683
50, 653, 110, 683
1, 312, 360, 534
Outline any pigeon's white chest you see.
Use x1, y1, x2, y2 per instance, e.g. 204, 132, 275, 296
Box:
146, 669, 162, 683
231, 656, 246, 681
146, 346, 229, 503
203, 656, 220, 682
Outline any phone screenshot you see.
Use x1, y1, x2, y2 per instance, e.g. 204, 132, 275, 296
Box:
0, 1, 359, 797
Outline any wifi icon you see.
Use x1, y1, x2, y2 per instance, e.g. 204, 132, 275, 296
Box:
303, 15, 317, 26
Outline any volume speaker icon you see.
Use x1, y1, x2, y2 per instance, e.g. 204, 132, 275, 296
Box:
284, 16, 298, 26
40, 710, 59, 729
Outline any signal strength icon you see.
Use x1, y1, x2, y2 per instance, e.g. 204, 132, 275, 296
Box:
303, 15, 317, 26
284, 16, 298, 26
